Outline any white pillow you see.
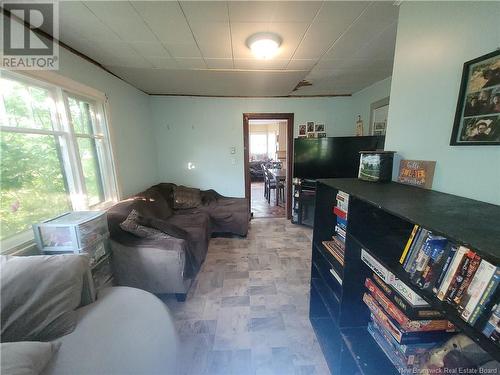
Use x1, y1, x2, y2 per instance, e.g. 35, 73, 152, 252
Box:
1, 254, 89, 342
1, 341, 61, 375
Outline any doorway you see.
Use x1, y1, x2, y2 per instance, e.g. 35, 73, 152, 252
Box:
243, 113, 294, 219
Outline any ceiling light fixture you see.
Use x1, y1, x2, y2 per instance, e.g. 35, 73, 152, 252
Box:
246, 32, 282, 60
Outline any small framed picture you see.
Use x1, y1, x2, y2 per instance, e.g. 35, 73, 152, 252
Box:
307, 132, 316, 138
306, 122, 315, 133
315, 123, 325, 132
316, 132, 326, 138
298, 124, 306, 136
450, 50, 500, 145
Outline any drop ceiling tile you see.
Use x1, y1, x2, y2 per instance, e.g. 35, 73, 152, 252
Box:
286, 59, 317, 70
146, 57, 179, 69
292, 2, 369, 60
358, 1, 400, 27
314, 1, 369, 24
353, 22, 397, 60
190, 22, 232, 58
231, 22, 309, 60
234, 58, 289, 70
131, 1, 194, 44
107, 67, 307, 96
59, 2, 120, 43
206, 58, 234, 70
130, 42, 170, 58
315, 59, 392, 71
304, 69, 336, 80
58, 35, 105, 63
164, 42, 201, 58
180, 1, 229, 22
84, 1, 157, 42
271, 1, 322, 23
101, 53, 152, 69
228, 2, 277, 23
175, 58, 207, 69
322, 1, 398, 60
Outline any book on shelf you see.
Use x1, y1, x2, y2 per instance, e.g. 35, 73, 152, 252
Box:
336, 216, 347, 231
436, 246, 469, 301
372, 273, 443, 319
371, 318, 440, 357
363, 293, 455, 344
399, 224, 420, 264
403, 228, 430, 271
322, 240, 344, 266
460, 260, 499, 322
361, 248, 395, 284
332, 236, 345, 251
334, 225, 346, 239
367, 322, 410, 371
361, 249, 429, 306
329, 267, 343, 286
445, 249, 479, 304
482, 303, 499, 344
408, 234, 448, 282
413, 239, 452, 290
365, 278, 453, 331
336, 191, 349, 212
432, 244, 458, 295
333, 206, 347, 220
467, 269, 500, 325
450, 251, 481, 306
369, 320, 431, 369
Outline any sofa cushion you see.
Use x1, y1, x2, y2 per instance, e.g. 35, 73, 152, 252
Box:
173, 186, 202, 209
137, 216, 188, 240
134, 187, 174, 220
167, 212, 210, 266
1, 254, 89, 342
1, 341, 61, 375
151, 183, 176, 207
120, 209, 166, 238
42, 287, 178, 375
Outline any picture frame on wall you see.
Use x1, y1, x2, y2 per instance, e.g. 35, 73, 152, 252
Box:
369, 97, 389, 136
314, 123, 325, 132
306, 122, 315, 133
298, 124, 307, 136
450, 49, 500, 146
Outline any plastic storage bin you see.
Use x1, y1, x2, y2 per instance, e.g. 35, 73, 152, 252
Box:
33, 211, 108, 252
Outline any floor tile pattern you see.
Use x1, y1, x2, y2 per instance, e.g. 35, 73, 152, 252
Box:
251, 182, 285, 218
162, 218, 329, 375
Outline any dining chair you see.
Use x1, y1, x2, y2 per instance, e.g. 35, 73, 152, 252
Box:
264, 168, 277, 204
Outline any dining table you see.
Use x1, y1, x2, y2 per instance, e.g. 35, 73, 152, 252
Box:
267, 168, 286, 206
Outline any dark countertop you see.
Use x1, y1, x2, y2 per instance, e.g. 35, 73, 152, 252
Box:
317, 178, 500, 262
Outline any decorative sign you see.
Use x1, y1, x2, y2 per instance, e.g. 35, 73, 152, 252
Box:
398, 160, 436, 189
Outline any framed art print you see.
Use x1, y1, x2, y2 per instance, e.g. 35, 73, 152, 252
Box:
298, 124, 306, 136
450, 49, 500, 145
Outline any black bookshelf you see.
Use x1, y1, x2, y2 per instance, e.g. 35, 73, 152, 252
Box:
309, 178, 500, 374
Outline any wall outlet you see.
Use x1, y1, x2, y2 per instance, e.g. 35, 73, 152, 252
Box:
230, 147, 236, 154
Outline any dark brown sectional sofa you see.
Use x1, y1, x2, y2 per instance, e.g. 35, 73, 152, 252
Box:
107, 183, 249, 300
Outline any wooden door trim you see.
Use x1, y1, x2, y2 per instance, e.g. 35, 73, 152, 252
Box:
243, 113, 294, 220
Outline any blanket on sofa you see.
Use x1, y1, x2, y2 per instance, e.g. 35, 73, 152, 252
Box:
135, 215, 199, 278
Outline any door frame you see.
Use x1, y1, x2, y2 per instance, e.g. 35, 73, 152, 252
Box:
243, 113, 294, 219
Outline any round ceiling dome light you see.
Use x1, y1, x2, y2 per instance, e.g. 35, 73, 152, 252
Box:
246, 32, 282, 60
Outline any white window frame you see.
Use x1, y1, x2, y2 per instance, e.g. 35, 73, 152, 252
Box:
0, 70, 119, 253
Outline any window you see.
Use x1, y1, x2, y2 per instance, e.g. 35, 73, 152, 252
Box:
0, 72, 117, 250
249, 130, 277, 160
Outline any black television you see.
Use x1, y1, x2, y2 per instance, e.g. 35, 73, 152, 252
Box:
293, 136, 385, 179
